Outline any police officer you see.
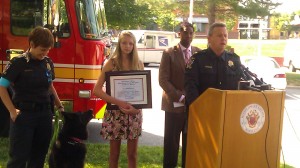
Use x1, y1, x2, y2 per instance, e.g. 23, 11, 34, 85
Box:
0, 26, 63, 168
185, 22, 243, 109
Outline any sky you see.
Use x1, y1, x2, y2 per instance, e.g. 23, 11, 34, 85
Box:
274, 0, 300, 14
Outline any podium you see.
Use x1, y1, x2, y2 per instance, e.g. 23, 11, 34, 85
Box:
186, 88, 285, 168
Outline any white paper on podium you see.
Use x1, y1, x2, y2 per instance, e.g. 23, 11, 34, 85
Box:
173, 102, 184, 108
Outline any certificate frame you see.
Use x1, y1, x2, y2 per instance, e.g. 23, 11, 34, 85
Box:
105, 70, 152, 110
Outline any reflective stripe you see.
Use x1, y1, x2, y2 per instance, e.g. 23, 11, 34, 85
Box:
0, 77, 10, 88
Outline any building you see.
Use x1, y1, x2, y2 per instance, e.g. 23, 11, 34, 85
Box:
237, 17, 271, 39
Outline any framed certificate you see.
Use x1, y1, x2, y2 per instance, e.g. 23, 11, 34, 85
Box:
105, 70, 152, 110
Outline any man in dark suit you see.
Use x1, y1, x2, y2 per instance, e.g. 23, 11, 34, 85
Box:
159, 21, 201, 168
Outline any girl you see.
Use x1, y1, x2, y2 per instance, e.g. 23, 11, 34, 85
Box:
93, 31, 144, 168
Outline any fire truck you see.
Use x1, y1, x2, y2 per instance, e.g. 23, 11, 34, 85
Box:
0, 0, 109, 135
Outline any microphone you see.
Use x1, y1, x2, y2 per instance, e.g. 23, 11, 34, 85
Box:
238, 64, 272, 91
240, 64, 264, 85
245, 85, 262, 92
238, 81, 261, 92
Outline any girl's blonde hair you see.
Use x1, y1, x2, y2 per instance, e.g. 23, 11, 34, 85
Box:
111, 31, 142, 70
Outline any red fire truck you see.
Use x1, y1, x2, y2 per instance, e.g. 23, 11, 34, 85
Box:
0, 0, 109, 129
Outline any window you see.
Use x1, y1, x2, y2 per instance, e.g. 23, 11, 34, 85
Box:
239, 23, 248, 28
195, 23, 207, 33
11, 0, 44, 36
11, 0, 70, 38
145, 36, 155, 48
57, 1, 70, 38
250, 24, 259, 28
75, 0, 108, 39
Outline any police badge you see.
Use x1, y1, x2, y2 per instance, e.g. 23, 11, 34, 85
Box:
228, 60, 234, 67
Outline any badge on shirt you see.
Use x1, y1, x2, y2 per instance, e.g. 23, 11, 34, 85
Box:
46, 63, 51, 71
228, 60, 234, 67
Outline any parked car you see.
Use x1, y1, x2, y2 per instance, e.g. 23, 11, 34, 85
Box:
240, 56, 287, 90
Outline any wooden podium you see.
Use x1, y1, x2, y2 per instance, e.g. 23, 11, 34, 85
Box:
186, 88, 285, 168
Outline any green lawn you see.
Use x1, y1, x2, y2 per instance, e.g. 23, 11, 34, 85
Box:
286, 72, 300, 86
0, 137, 166, 168
190, 39, 287, 57
0, 137, 295, 168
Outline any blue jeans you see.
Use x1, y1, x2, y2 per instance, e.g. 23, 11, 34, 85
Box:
7, 103, 53, 168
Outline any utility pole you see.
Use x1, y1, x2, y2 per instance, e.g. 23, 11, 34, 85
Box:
188, 0, 193, 23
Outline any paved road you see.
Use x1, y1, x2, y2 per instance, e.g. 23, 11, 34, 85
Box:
281, 87, 300, 168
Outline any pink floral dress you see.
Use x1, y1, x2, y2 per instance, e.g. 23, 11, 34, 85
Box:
100, 59, 143, 140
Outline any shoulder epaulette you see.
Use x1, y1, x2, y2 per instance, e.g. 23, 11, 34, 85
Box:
227, 51, 239, 58
10, 53, 27, 62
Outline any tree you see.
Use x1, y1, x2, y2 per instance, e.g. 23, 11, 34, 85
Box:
103, 0, 282, 32
194, 0, 281, 25
272, 13, 292, 32
136, 0, 182, 31
104, 0, 185, 31
104, 0, 154, 30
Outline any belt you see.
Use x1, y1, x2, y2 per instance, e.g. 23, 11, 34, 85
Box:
15, 102, 51, 111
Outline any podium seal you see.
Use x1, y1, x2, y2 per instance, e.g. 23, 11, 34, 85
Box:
240, 104, 265, 134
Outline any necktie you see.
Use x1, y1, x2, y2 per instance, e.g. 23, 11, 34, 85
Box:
184, 49, 190, 64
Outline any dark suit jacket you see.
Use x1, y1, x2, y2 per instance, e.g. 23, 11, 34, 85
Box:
159, 44, 201, 113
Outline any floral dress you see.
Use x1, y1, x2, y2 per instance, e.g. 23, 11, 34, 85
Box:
100, 59, 143, 140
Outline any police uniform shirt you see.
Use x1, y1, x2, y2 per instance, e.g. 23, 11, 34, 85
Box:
2, 52, 55, 103
185, 48, 242, 106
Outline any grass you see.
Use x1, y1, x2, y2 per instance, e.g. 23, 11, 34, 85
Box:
191, 39, 287, 57
286, 72, 300, 86
0, 137, 295, 168
0, 137, 167, 168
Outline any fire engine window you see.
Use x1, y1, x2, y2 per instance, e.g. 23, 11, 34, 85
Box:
75, 0, 108, 39
11, 0, 44, 36
59, 23, 70, 38
57, 1, 70, 38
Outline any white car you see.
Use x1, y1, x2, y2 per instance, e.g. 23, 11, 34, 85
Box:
240, 56, 287, 90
